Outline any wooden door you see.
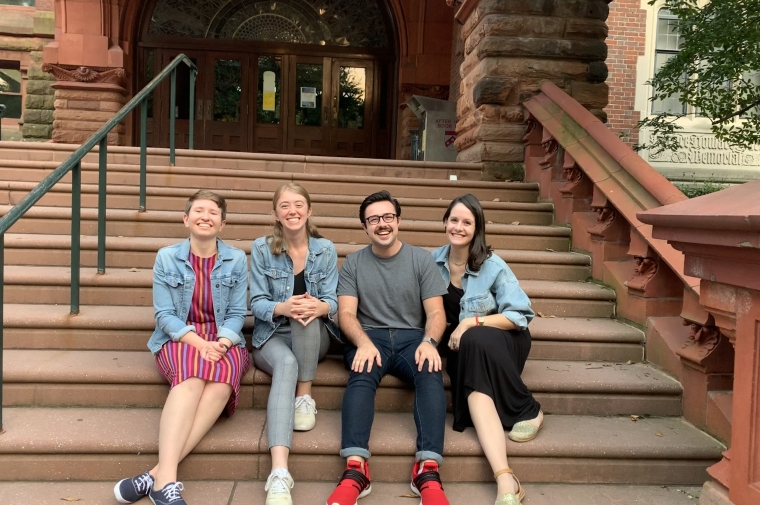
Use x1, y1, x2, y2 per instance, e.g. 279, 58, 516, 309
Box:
329, 58, 375, 158
157, 49, 207, 150
287, 55, 330, 156
252, 54, 287, 154
204, 52, 250, 152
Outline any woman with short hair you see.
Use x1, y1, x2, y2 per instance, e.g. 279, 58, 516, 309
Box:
114, 190, 249, 505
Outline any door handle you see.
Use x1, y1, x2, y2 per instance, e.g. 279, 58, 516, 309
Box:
324, 106, 329, 125
206, 101, 213, 121
196, 99, 203, 121
333, 106, 338, 123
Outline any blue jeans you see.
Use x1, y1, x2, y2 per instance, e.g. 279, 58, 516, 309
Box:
340, 328, 446, 465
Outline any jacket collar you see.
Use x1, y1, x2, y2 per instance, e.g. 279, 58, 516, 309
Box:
175, 237, 232, 262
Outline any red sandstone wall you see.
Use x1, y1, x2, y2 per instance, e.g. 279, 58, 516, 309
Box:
604, 0, 647, 147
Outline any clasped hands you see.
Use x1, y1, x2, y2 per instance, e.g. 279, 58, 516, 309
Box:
276, 293, 325, 326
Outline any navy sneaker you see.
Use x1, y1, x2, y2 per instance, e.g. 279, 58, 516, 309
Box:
149, 482, 188, 505
114, 471, 154, 503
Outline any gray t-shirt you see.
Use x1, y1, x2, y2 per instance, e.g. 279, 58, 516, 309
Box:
337, 243, 448, 330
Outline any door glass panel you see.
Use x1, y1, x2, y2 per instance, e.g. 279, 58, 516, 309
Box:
173, 59, 196, 120
257, 55, 281, 124
295, 63, 322, 126
214, 59, 242, 122
338, 66, 365, 129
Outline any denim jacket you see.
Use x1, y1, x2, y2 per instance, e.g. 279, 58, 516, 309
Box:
249, 235, 339, 347
431, 244, 534, 330
147, 238, 248, 354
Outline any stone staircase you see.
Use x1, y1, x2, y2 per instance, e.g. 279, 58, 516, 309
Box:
0, 142, 724, 499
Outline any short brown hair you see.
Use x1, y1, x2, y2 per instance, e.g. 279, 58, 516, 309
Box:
185, 190, 227, 220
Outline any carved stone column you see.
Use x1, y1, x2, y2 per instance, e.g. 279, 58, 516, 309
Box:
555, 151, 593, 224
43, 64, 127, 144
450, 0, 610, 181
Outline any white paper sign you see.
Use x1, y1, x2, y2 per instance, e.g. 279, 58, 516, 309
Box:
300, 87, 317, 108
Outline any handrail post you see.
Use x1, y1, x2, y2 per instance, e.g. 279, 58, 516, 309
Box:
189, 67, 196, 150
71, 160, 81, 315
0, 233, 4, 432
170, 68, 176, 166
97, 138, 107, 274
140, 100, 148, 212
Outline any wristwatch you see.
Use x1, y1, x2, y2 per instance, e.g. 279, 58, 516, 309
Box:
422, 337, 438, 348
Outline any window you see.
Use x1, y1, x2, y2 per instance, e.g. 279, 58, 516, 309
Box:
0, 63, 22, 120
0, 1, 35, 5
652, 9, 686, 114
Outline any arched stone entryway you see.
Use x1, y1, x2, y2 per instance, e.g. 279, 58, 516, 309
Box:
133, 0, 399, 158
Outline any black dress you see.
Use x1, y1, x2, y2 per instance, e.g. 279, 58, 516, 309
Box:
442, 282, 541, 432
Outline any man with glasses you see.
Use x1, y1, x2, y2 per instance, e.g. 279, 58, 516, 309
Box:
326, 191, 450, 505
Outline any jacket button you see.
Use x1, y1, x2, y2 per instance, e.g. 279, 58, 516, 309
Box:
216, 309, 220, 313
216, 284, 220, 288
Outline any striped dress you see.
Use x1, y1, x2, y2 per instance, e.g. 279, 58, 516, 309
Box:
155, 252, 250, 417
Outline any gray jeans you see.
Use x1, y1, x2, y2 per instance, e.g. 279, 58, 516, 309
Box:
252, 318, 330, 449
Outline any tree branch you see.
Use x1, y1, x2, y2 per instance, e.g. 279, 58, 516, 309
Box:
712, 97, 760, 125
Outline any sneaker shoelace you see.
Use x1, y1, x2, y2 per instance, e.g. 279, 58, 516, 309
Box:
134, 473, 153, 494
337, 464, 370, 492
265, 473, 292, 495
161, 482, 185, 502
414, 465, 444, 492
295, 396, 317, 415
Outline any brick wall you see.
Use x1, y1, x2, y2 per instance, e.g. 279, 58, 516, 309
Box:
605, 0, 647, 147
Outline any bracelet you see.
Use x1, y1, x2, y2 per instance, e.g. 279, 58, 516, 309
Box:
220, 342, 230, 352
475, 315, 484, 326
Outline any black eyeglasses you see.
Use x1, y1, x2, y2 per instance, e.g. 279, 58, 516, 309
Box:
364, 213, 397, 225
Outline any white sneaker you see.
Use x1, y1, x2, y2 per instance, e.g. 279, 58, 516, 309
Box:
265, 469, 294, 505
294, 394, 317, 431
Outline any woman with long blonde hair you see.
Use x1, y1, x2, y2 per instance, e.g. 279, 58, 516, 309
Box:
249, 183, 338, 505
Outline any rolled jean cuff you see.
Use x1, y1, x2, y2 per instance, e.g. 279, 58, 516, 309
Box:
416, 451, 443, 466
340, 447, 371, 460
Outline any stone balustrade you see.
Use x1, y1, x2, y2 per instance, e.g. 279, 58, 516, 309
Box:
522, 80, 746, 503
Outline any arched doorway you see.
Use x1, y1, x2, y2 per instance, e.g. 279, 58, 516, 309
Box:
136, 0, 398, 158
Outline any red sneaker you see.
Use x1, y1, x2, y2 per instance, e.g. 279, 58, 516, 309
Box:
411, 460, 449, 505
326, 459, 372, 505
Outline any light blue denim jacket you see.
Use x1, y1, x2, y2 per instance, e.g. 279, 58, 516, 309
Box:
431, 244, 534, 329
249, 235, 339, 347
147, 238, 248, 354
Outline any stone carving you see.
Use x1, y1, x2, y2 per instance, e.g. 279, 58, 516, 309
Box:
647, 133, 760, 167
42, 64, 127, 86
625, 256, 658, 290
539, 136, 558, 170
680, 320, 721, 359
588, 204, 616, 234
560, 156, 584, 192
523, 117, 539, 142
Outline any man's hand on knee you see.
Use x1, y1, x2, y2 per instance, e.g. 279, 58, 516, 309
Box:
352, 342, 382, 373
415, 341, 442, 372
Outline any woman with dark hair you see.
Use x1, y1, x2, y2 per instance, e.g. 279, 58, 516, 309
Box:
249, 183, 338, 505
431, 194, 543, 505
114, 190, 249, 505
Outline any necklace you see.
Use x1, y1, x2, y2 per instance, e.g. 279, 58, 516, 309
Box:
449, 254, 467, 267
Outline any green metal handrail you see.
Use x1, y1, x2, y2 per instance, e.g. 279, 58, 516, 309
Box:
0, 54, 197, 431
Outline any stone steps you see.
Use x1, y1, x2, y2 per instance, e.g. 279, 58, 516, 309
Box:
0, 161, 537, 202
2, 304, 643, 361
0, 205, 570, 251
1, 266, 615, 317
2, 233, 590, 281
2, 181, 555, 225
3, 351, 680, 416
0, 481, 705, 505
0, 408, 723, 484
0, 142, 485, 181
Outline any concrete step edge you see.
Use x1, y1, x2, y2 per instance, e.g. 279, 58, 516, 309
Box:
0, 408, 725, 459
3, 233, 590, 266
